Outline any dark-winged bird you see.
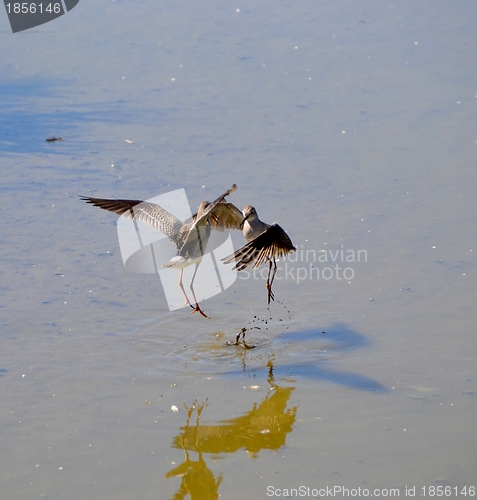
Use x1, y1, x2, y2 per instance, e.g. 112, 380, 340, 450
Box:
222, 205, 296, 304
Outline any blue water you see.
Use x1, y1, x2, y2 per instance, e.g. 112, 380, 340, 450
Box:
1, 1, 476, 498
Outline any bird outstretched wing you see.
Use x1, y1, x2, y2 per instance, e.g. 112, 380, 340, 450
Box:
209, 202, 243, 231
181, 203, 242, 231
79, 196, 184, 247
181, 184, 238, 250
221, 223, 296, 270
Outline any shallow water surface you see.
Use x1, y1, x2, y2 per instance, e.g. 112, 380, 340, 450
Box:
1, 1, 476, 499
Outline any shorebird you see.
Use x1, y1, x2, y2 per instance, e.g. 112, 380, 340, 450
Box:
221, 205, 296, 305
80, 185, 241, 318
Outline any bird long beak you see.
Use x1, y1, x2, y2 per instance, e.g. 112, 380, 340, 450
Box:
239, 213, 250, 229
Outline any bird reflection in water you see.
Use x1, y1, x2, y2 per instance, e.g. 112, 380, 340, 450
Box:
166, 400, 222, 500
166, 362, 297, 499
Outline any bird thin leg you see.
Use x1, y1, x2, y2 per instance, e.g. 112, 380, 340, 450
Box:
189, 263, 210, 318
178, 269, 194, 309
266, 259, 276, 304
269, 257, 278, 292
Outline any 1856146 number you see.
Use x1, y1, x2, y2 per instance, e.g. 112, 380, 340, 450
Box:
5, 3, 62, 14
421, 486, 475, 497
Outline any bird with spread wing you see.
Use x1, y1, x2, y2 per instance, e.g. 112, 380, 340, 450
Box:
80, 184, 240, 318
221, 204, 296, 304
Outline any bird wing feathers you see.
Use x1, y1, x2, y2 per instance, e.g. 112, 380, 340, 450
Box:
221, 223, 296, 270
80, 184, 239, 254
182, 184, 237, 244
180, 202, 241, 233
178, 185, 238, 257
209, 202, 243, 231
79, 196, 184, 246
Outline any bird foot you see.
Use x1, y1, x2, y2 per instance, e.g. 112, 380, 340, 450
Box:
266, 283, 275, 304
190, 303, 210, 318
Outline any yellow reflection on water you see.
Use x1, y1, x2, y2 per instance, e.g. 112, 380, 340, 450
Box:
166, 362, 297, 499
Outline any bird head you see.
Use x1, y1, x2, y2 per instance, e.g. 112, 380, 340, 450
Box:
197, 201, 211, 217
239, 205, 257, 228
